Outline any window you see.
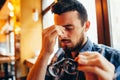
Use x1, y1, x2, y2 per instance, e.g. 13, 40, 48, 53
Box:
108, 0, 120, 50
79, 0, 98, 43
42, 0, 54, 29
42, 0, 58, 63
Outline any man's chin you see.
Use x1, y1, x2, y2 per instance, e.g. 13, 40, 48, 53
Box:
62, 46, 73, 51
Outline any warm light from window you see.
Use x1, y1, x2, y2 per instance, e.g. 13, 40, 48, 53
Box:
9, 11, 14, 17
32, 9, 39, 22
8, 2, 14, 17
8, 2, 14, 11
14, 27, 21, 35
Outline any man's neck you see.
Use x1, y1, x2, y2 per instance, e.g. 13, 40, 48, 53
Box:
71, 37, 88, 58
71, 52, 79, 59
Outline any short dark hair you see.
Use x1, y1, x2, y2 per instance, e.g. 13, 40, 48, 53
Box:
52, 0, 88, 26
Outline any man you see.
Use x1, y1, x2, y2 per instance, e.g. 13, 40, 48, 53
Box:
27, 0, 120, 80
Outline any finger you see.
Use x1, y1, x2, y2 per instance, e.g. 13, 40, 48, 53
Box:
85, 72, 98, 80
43, 25, 57, 36
77, 65, 108, 79
75, 52, 113, 71
55, 25, 65, 36
74, 55, 88, 65
79, 51, 101, 59
43, 25, 55, 33
74, 51, 91, 61
79, 51, 92, 56
43, 25, 65, 36
85, 53, 114, 72
50, 30, 58, 41
42, 30, 58, 53
42, 25, 61, 42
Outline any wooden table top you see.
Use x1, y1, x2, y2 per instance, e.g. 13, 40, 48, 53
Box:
0, 54, 19, 63
24, 57, 37, 68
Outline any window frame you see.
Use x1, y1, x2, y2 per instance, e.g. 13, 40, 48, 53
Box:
95, 0, 111, 46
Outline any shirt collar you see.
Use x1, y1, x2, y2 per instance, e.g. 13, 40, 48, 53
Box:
79, 38, 93, 52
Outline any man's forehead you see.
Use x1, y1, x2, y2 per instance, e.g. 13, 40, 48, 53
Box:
54, 11, 79, 19
54, 11, 81, 22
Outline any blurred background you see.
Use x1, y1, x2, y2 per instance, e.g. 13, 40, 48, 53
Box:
0, 0, 120, 80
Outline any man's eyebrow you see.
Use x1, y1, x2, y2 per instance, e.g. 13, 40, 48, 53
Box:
63, 24, 73, 27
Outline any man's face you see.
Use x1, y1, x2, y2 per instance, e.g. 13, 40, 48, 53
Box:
54, 11, 88, 51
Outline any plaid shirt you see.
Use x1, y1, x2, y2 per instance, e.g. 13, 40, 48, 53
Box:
45, 38, 120, 80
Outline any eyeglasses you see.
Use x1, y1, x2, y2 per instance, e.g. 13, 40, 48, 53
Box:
48, 58, 78, 77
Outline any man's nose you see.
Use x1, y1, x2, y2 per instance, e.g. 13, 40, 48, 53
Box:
60, 30, 67, 38
57, 26, 67, 38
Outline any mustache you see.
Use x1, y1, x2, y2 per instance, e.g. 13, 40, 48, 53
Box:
61, 39, 71, 42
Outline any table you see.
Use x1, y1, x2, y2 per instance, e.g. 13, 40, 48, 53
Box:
24, 57, 37, 68
0, 54, 19, 79
0, 55, 15, 63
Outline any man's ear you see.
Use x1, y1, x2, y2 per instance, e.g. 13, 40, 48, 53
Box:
85, 21, 90, 32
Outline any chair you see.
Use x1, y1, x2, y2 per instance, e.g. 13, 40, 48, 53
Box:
0, 54, 16, 80
0, 63, 15, 80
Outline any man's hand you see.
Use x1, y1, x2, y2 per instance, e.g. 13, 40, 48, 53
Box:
75, 51, 115, 80
42, 25, 64, 55
27, 25, 65, 80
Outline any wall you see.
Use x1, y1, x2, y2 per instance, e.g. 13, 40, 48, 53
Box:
17, 0, 42, 77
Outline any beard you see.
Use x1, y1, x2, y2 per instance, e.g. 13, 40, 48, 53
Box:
66, 35, 84, 52
60, 32, 85, 53
61, 33, 85, 58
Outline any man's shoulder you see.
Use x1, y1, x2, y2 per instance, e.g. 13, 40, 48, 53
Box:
93, 43, 120, 54
92, 43, 120, 61
93, 43, 120, 65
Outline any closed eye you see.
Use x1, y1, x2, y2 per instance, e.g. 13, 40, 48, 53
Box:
63, 25, 74, 30
65, 27, 74, 30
